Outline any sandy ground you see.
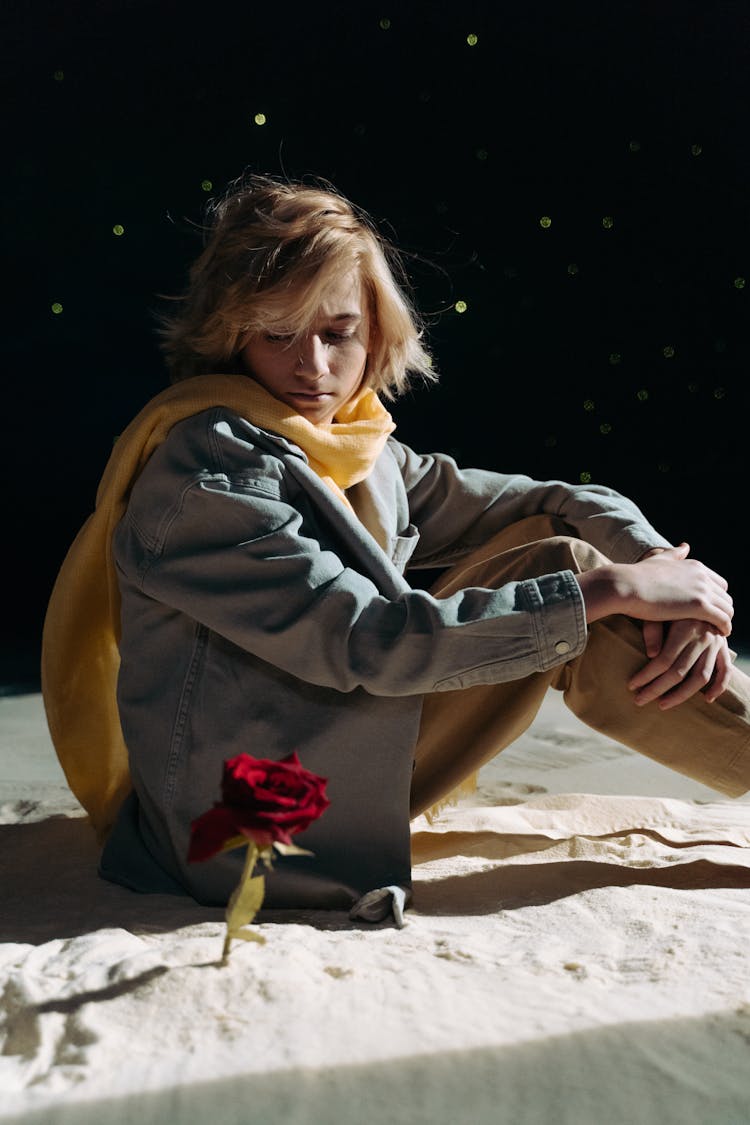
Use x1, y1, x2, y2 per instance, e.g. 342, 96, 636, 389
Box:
2, 665, 750, 1125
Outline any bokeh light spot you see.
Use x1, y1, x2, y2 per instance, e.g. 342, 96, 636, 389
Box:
201, 179, 213, 192
579, 471, 592, 484
466, 33, 478, 46
628, 140, 641, 152
53, 70, 64, 82
544, 435, 557, 447
475, 148, 488, 161
599, 422, 612, 434
662, 345, 675, 358
608, 352, 622, 365
379, 17, 391, 29
112, 224, 124, 236
688, 381, 699, 393
567, 263, 579, 276
454, 300, 467, 314
658, 462, 670, 473
734, 277, 746, 289
51, 302, 63, 314
254, 113, 267, 125
539, 215, 552, 229
602, 216, 614, 229
691, 144, 703, 156
583, 399, 595, 412
636, 388, 649, 401
713, 386, 726, 399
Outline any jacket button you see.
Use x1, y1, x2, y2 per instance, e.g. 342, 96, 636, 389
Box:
554, 640, 572, 655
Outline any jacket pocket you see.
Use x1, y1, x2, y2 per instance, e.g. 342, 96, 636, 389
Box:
390, 524, 420, 572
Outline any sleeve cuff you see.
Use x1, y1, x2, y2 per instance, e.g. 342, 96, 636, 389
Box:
517, 569, 588, 671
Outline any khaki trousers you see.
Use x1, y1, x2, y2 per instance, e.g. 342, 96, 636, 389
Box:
410, 516, 750, 818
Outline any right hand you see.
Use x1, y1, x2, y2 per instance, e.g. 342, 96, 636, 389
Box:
578, 543, 734, 636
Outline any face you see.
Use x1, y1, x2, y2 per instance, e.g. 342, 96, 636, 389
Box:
240, 271, 370, 425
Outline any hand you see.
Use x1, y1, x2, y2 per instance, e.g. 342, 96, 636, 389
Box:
578, 542, 734, 636
628, 618, 734, 709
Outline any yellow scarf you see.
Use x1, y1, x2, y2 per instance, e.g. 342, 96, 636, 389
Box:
41, 373, 395, 839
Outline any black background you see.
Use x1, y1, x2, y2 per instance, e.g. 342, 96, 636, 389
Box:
3, 0, 749, 690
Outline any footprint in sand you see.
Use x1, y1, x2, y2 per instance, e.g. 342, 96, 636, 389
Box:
474, 781, 548, 807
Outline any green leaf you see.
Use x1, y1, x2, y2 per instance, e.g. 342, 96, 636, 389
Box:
230, 928, 267, 945
273, 842, 315, 858
226, 873, 266, 934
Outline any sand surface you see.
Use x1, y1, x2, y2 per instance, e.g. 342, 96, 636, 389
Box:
2, 668, 750, 1125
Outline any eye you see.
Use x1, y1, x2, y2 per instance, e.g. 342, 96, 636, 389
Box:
326, 331, 355, 342
265, 333, 293, 343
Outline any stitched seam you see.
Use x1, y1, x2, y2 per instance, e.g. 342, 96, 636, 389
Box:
162, 623, 208, 807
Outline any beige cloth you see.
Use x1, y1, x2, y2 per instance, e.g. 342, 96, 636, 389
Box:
412, 515, 750, 820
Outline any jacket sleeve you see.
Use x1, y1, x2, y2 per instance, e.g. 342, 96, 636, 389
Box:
390, 441, 673, 568
116, 473, 587, 697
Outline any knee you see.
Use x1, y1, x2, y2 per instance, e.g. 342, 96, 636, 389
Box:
535, 534, 610, 576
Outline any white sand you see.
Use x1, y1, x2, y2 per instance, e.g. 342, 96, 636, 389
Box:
2, 668, 750, 1125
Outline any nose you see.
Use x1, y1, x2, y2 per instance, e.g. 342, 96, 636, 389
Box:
297, 334, 329, 380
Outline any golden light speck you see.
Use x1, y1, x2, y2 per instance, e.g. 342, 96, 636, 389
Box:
466, 33, 478, 46
53, 70, 64, 81
579, 471, 592, 484
583, 399, 595, 412
608, 353, 622, 365
254, 113, 267, 126
379, 17, 391, 29
636, 388, 649, 401
599, 423, 612, 434
734, 277, 746, 289
691, 144, 703, 156
567, 263, 579, 276
713, 386, 726, 399
112, 224, 124, 236
201, 179, 213, 192
51, 302, 63, 314
539, 216, 552, 229
475, 149, 488, 161
454, 300, 468, 313
662, 345, 675, 358
602, 216, 614, 229
628, 140, 641, 152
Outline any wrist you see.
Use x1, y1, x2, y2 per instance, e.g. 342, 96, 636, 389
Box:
576, 565, 624, 623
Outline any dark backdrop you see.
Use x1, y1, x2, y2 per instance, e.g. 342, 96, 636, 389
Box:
3, 0, 749, 690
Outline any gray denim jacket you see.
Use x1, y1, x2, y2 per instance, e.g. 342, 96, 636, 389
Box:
101, 407, 671, 909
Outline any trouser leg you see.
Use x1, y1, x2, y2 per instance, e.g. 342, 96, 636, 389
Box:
410, 516, 750, 818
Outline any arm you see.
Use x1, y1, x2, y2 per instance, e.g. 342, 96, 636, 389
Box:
120, 477, 588, 697
577, 543, 735, 708
392, 442, 673, 568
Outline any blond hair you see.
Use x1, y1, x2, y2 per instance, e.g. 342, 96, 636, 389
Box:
157, 174, 435, 398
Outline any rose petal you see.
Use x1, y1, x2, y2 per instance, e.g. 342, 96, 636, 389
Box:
188, 806, 241, 863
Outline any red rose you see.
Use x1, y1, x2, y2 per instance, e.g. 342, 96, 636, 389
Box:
188, 752, 330, 862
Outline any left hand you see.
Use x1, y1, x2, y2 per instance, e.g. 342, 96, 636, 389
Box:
628, 618, 734, 709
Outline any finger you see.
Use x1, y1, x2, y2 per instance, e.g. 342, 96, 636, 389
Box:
704, 643, 733, 703
629, 622, 701, 691
632, 638, 707, 703
657, 651, 715, 709
642, 620, 663, 659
